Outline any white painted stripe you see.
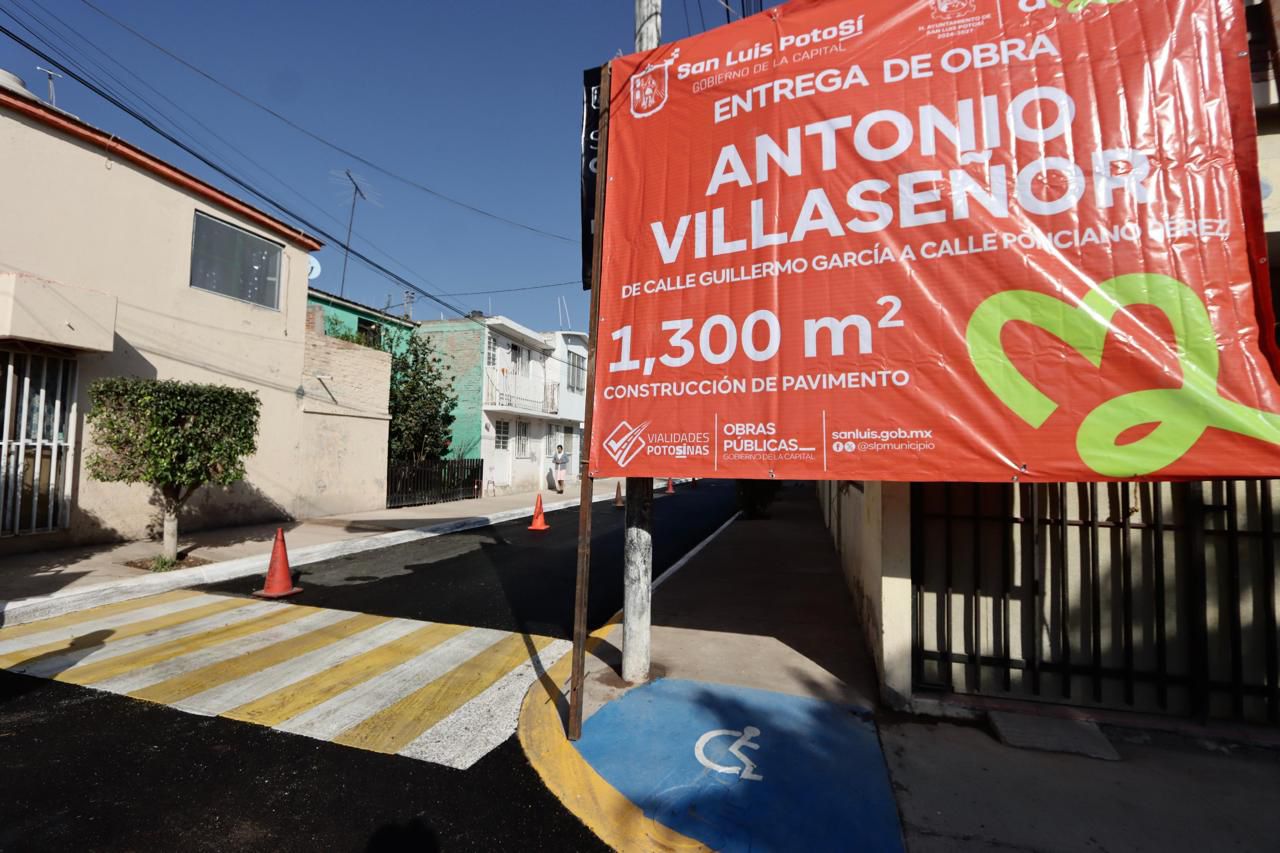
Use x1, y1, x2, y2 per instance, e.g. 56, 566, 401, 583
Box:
89, 608, 356, 694
170, 617, 425, 717
398, 639, 571, 769
275, 627, 510, 741
14, 601, 285, 679
0, 594, 227, 656
651, 510, 741, 593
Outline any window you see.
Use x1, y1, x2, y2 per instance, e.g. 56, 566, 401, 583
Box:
563, 426, 575, 460
486, 333, 497, 366
357, 318, 382, 349
494, 420, 510, 450
516, 421, 530, 457
568, 353, 586, 392
189, 212, 282, 309
546, 425, 562, 458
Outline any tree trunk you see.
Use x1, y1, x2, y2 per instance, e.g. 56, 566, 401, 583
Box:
162, 509, 179, 563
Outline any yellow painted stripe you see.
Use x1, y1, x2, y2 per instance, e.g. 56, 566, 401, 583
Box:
224, 621, 467, 727
0, 590, 203, 641
0, 598, 255, 670
55, 604, 317, 686
334, 633, 558, 754
517, 617, 709, 852
130, 612, 390, 705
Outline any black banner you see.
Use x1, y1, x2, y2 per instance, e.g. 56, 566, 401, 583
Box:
580, 66, 602, 289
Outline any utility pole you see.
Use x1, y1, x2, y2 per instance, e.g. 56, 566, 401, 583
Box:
35, 66, 61, 106
622, 0, 661, 685
339, 169, 366, 297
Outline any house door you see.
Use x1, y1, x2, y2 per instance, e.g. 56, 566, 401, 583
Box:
491, 419, 512, 487
2, 350, 78, 536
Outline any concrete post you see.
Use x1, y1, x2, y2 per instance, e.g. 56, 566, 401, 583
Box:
622, 0, 661, 685
622, 479, 654, 682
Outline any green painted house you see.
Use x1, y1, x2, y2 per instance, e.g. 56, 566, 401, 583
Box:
306, 288, 417, 353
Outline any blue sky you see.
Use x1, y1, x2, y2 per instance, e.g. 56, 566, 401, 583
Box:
0, 0, 775, 331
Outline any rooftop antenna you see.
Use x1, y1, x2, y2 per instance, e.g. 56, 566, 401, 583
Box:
562, 295, 574, 330
403, 289, 415, 321
338, 169, 367, 297
35, 66, 61, 106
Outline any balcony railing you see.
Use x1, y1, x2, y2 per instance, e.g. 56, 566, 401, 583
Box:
484, 369, 558, 414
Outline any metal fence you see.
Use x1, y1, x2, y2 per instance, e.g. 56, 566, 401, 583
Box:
911, 480, 1279, 726
386, 458, 483, 509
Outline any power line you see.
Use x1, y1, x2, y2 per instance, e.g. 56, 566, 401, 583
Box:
16, 2, 583, 320
434, 280, 581, 297
74, 0, 577, 244
0, 22, 582, 367
5, 2, 451, 307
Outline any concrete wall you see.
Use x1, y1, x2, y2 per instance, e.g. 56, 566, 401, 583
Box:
0, 109, 386, 554
293, 326, 390, 518
817, 481, 913, 709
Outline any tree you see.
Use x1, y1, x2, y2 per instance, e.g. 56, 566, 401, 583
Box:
388, 333, 456, 464
86, 378, 260, 562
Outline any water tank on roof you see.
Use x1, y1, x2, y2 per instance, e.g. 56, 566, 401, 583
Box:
0, 69, 38, 100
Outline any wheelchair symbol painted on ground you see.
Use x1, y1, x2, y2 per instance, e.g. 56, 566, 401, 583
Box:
694, 725, 764, 781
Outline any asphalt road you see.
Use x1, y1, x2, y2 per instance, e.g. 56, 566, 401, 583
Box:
201, 479, 738, 638
0, 480, 737, 851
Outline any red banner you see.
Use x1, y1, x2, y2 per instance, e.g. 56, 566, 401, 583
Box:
590, 0, 1280, 482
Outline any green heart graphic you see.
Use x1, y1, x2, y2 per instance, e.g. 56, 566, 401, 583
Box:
966, 273, 1280, 477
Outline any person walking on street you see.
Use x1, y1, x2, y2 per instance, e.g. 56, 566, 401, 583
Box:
552, 444, 568, 494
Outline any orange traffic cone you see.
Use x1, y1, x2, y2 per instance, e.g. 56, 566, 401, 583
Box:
254, 528, 302, 599
666, 477, 676, 495
528, 494, 551, 531
614, 482, 625, 509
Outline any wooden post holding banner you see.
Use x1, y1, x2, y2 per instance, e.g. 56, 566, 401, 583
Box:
569, 61, 611, 742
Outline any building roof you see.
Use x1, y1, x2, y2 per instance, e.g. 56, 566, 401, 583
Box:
485, 316, 554, 352
308, 287, 418, 329
0, 88, 323, 252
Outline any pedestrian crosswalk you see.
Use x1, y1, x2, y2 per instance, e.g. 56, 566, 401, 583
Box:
0, 590, 569, 769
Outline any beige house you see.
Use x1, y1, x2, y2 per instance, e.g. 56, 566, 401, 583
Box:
0, 73, 390, 557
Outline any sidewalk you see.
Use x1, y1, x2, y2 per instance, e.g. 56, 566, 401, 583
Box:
518, 483, 1280, 853
0, 478, 624, 615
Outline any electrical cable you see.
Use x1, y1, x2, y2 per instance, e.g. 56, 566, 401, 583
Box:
0, 22, 585, 368
74, 0, 577, 244
9, 7, 587, 315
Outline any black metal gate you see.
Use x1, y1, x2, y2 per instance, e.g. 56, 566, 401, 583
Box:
386, 459, 483, 509
911, 480, 1279, 726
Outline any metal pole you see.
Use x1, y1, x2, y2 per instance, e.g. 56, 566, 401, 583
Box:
568, 62, 613, 741
36, 67, 61, 107
339, 169, 366, 298
621, 0, 661, 685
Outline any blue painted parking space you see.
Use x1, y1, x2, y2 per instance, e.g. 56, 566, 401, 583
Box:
574, 678, 903, 852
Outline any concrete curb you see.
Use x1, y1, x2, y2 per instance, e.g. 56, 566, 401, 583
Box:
0, 489, 623, 628
514, 509, 739, 852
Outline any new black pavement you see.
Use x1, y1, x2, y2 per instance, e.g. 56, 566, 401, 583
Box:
0, 669, 606, 851
0, 481, 735, 851
200, 479, 737, 637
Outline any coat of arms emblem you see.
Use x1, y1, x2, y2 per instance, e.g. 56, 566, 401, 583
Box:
630, 63, 668, 118
932, 0, 977, 18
